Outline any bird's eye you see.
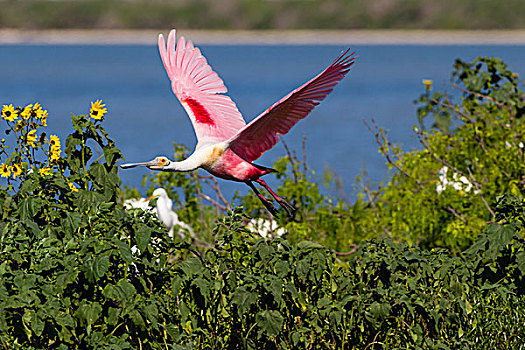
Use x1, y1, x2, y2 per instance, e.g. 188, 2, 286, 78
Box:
158, 158, 166, 166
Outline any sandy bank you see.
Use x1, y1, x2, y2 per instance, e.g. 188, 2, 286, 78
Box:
1, 29, 525, 45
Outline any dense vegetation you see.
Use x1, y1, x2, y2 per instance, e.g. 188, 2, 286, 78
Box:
1, 0, 525, 30
1, 57, 524, 348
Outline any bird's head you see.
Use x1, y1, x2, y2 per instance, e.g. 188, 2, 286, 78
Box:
145, 188, 171, 207
120, 156, 171, 171
146, 188, 168, 200
144, 188, 164, 202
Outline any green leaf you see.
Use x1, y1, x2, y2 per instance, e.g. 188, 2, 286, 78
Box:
297, 241, 325, 251
516, 252, 525, 275
24, 220, 42, 236
179, 301, 190, 322
38, 257, 57, 272
366, 302, 391, 325
485, 223, 517, 259
56, 269, 79, 291
257, 243, 274, 261
75, 190, 105, 213
143, 302, 159, 326
256, 310, 284, 337
55, 312, 75, 328
317, 296, 331, 309
191, 278, 209, 301
107, 307, 121, 326
135, 224, 151, 253
74, 301, 102, 327
284, 282, 298, 299
103, 279, 136, 305
232, 286, 258, 317
129, 309, 145, 328
295, 260, 309, 282
20, 197, 43, 222
103, 144, 122, 167
63, 211, 82, 235
275, 260, 290, 277
115, 240, 133, 264
13, 274, 37, 291
267, 278, 283, 305
92, 255, 110, 281
22, 309, 34, 338
180, 258, 204, 277
1, 196, 12, 219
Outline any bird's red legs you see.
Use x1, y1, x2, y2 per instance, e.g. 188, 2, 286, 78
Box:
255, 179, 296, 216
246, 181, 279, 216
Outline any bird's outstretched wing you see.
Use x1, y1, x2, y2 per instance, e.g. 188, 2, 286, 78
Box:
158, 30, 246, 143
227, 49, 356, 162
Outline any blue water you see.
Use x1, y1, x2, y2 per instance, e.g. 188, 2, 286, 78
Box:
1, 44, 524, 199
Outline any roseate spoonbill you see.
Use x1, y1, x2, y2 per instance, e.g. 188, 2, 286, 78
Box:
124, 188, 194, 239
121, 29, 356, 216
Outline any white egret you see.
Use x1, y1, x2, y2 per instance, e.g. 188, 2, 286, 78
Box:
124, 188, 194, 239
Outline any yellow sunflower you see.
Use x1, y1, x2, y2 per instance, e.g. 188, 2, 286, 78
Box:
20, 104, 33, 119
48, 135, 61, 161
11, 164, 23, 178
422, 79, 433, 91
68, 182, 79, 192
35, 105, 45, 119
50, 147, 61, 162
0, 164, 11, 178
2, 104, 18, 122
49, 134, 60, 147
39, 167, 51, 176
90, 100, 107, 120
27, 130, 37, 147
40, 109, 48, 127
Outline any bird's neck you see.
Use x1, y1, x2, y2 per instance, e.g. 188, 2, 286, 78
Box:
163, 158, 199, 172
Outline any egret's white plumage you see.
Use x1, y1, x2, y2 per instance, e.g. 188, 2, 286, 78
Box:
124, 188, 194, 239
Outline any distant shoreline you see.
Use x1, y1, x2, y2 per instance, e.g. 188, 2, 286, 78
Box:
2, 29, 525, 45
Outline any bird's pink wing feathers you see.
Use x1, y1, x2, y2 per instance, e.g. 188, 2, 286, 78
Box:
158, 30, 246, 143
227, 49, 356, 162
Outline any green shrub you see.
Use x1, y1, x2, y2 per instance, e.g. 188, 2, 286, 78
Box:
0, 103, 182, 349
136, 197, 525, 349
356, 56, 525, 252
2, 55, 525, 349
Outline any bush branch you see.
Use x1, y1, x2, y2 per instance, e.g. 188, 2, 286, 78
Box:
364, 118, 423, 190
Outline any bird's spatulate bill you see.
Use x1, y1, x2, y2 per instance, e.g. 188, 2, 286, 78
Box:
120, 160, 157, 169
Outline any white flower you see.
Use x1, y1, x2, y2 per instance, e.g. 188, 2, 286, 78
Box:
436, 166, 449, 194
436, 166, 479, 195
247, 218, 286, 238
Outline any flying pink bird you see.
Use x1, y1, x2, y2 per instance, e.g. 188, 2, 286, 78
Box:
121, 30, 356, 216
